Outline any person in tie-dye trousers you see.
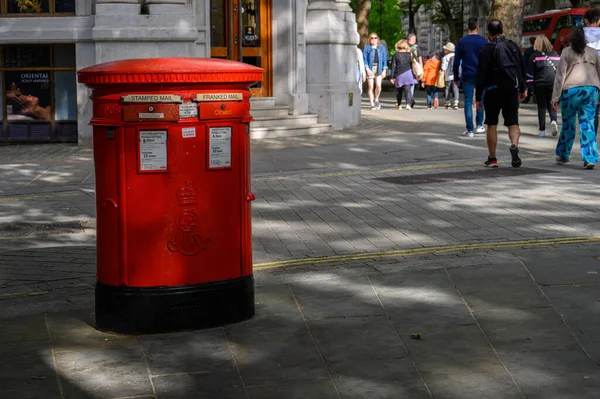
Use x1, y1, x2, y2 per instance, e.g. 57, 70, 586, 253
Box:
552, 27, 600, 169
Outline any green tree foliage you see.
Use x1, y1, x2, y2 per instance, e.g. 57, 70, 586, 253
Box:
351, 0, 405, 57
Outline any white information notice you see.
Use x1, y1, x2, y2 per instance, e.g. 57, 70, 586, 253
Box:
209, 127, 232, 168
139, 130, 167, 171
179, 103, 198, 118
182, 127, 196, 138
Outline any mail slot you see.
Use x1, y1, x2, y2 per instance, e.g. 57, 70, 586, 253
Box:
77, 58, 263, 334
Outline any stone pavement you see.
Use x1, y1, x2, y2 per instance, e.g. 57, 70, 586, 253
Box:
1, 90, 600, 398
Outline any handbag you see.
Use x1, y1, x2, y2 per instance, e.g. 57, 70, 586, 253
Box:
411, 56, 424, 80
435, 70, 446, 88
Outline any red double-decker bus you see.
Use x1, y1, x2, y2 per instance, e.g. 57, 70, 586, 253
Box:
522, 8, 589, 53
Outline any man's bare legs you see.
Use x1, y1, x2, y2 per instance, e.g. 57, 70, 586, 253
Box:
507, 124, 521, 146
486, 124, 522, 167
486, 125, 498, 159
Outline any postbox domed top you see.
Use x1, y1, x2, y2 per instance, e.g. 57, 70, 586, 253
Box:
78, 57, 264, 86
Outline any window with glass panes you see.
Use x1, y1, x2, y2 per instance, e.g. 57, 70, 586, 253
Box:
1, 0, 74, 15
1, 44, 77, 141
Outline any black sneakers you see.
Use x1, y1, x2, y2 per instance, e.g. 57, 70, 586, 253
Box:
484, 156, 498, 168
510, 145, 522, 168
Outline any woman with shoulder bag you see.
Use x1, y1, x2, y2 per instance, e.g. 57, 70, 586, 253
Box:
552, 26, 600, 169
527, 36, 560, 137
390, 39, 418, 110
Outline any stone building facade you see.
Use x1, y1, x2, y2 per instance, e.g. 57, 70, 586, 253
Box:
0, 0, 361, 145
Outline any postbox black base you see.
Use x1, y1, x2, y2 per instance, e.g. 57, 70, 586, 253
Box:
95, 275, 254, 335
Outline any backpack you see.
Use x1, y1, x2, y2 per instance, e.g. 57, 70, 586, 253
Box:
494, 37, 524, 89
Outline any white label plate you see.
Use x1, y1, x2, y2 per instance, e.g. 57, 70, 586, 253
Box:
179, 103, 198, 118
182, 127, 196, 138
123, 94, 182, 103
140, 130, 167, 171
209, 127, 232, 168
139, 113, 164, 119
197, 93, 243, 102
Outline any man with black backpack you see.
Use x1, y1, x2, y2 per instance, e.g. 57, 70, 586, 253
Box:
476, 19, 527, 168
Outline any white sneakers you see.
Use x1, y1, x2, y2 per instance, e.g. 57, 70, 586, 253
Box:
463, 130, 475, 138
551, 121, 559, 137
475, 125, 486, 133
538, 131, 545, 137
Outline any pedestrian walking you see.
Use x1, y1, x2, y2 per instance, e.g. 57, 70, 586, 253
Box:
356, 46, 366, 95
584, 8, 600, 136
421, 52, 440, 109
363, 33, 388, 110
390, 39, 417, 110
441, 42, 459, 109
476, 19, 527, 168
522, 37, 536, 104
552, 26, 600, 169
526, 36, 560, 137
408, 33, 423, 108
454, 17, 488, 137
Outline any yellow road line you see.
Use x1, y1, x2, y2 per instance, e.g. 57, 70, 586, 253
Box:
253, 157, 550, 182
254, 236, 600, 270
0, 192, 81, 203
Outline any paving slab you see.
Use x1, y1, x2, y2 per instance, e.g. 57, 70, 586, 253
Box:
422, 371, 522, 399
246, 380, 339, 399
47, 310, 139, 353
327, 358, 430, 399
140, 329, 234, 376
228, 332, 329, 386
0, 340, 61, 399
152, 370, 246, 399
474, 307, 580, 353
54, 346, 154, 399
499, 349, 600, 399
401, 325, 504, 373
448, 264, 550, 310
542, 284, 600, 364
370, 270, 475, 331
522, 255, 600, 285
307, 316, 407, 363
291, 276, 384, 319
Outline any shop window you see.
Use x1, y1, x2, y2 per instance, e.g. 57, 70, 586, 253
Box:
2, 0, 74, 15
1, 44, 77, 142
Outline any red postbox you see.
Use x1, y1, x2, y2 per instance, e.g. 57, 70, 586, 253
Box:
77, 58, 263, 334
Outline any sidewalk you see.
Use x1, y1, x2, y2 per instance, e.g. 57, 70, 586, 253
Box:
1, 95, 600, 399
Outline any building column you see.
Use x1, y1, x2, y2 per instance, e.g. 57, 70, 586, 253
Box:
334, 0, 352, 12
95, 0, 140, 15
146, 0, 188, 15
305, 0, 360, 129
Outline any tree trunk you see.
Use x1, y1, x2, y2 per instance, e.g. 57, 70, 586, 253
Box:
570, 0, 584, 7
356, 0, 372, 48
437, 0, 460, 44
409, 3, 422, 35
489, 0, 526, 43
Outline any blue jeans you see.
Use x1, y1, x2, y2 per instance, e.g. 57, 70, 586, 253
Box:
426, 86, 438, 106
463, 81, 484, 132
557, 86, 599, 163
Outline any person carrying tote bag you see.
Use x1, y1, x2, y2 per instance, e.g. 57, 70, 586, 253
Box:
390, 39, 418, 109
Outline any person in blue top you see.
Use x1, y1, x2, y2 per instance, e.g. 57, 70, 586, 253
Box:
453, 17, 488, 137
363, 32, 388, 110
